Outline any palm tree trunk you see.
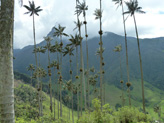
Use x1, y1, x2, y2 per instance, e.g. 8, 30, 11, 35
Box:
0, 0, 15, 122
84, 14, 90, 111
121, 1, 130, 84
57, 52, 60, 119
128, 87, 131, 107
76, 46, 80, 119
99, 0, 103, 109
69, 55, 74, 123
53, 68, 56, 120
60, 36, 63, 117
133, 14, 145, 113
32, 11, 41, 116
47, 43, 53, 113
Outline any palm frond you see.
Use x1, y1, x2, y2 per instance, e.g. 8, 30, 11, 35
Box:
94, 9, 102, 20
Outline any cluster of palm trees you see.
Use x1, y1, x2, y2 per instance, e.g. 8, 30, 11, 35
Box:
0, 0, 146, 122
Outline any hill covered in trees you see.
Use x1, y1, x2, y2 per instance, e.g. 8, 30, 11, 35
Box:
14, 29, 164, 90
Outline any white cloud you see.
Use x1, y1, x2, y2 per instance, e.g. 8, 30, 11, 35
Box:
14, 0, 164, 49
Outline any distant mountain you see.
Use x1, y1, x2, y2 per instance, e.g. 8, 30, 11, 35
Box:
13, 28, 164, 90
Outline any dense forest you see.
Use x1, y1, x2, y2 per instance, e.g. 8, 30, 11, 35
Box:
0, 0, 164, 123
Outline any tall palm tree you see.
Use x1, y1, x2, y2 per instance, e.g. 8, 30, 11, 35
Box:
112, 0, 130, 89
53, 24, 68, 117
76, 0, 90, 110
73, 18, 86, 114
51, 41, 61, 119
50, 60, 58, 120
94, 0, 103, 109
67, 34, 80, 117
113, 44, 125, 106
24, 0, 42, 115
27, 64, 35, 86
63, 46, 74, 122
44, 36, 53, 113
124, 0, 146, 113
0, 0, 15, 122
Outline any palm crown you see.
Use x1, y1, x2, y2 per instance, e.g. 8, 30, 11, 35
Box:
113, 44, 122, 52
63, 46, 74, 57
67, 34, 80, 48
23, 1, 42, 16
112, 0, 123, 6
94, 9, 102, 20
75, 1, 88, 17
124, 0, 145, 16
53, 24, 68, 37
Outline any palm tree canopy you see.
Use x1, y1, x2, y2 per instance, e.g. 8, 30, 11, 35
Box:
63, 46, 74, 56
23, 1, 42, 16
112, 0, 123, 6
73, 19, 83, 31
50, 60, 58, 68
27, 64, 35, 71
33, 46, 46, 53
75, 1, 88, 17
96, 47, 105, 55
67, 34, 80, 47
94, 9, 103, 20
113, 44, 122, 52
53, 24, 68, 37
124, 0, 145, 16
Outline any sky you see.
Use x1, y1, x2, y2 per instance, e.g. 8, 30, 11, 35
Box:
14, 0, 164, 49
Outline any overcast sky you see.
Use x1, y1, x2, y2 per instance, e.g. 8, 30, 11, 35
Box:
14, 0, 164, 49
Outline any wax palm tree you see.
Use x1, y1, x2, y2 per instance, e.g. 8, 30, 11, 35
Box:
44, 36, 53, 113
51, 41, 61, 119
63, 46, 74, 122
53, 24, 68, 117
0, 1, 15, 122
27, 64, 35, 86
74, 18, 86, 114
24, 1, 42, 115
94, 0, 103, 108
95, 46, 105, 104
113, 44, 125, 106
124, 0, 146, 113
112, 0, 130, 90
50, 60, 58, 120
76, 0, 90, 110
23, 0, 42, 79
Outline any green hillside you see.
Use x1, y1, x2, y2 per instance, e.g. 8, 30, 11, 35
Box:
14, 79, 78, 123
14, 72, 164, 122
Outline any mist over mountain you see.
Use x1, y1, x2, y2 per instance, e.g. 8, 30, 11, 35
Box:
13, 28, 164, 90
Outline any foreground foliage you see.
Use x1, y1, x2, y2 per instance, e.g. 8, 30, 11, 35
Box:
77, 99, 153, 123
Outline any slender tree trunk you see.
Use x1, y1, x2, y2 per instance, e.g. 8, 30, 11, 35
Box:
133, 14, 145, 113
0, 0, 15, 122
84, 13, 90, 111
47, 42, 53, 113
99, 0, 103, 109
57, 52, 60, 119
69, 55, 74, 123
53, 68, 56, 120
128, 87, 131, 107
121, 2, 130, 84
76, 46, 80, 119
60, 36, 63, 117
119, 52, 124, 106
32, 10, 41, 116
